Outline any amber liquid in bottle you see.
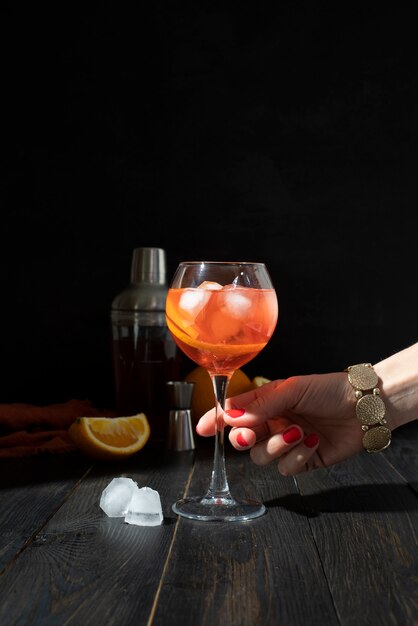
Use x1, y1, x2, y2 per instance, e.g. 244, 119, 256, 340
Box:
111, 248, 182, 442
112, 315, 181, 441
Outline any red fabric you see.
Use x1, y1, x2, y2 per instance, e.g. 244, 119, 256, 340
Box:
0, 399, 113, 457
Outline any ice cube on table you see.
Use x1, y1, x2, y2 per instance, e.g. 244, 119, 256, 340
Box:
99, 477, 139, 518
99, 478, 164, 526
124, 486, 163, 527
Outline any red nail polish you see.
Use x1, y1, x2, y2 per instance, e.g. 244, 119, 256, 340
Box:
226, 408, 245, 418
304, 433, 319, 448
282, 426, 302, 444
236, 433, 248, 447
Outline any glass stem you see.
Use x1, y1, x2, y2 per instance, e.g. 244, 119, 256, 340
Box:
205, 374, 233, 501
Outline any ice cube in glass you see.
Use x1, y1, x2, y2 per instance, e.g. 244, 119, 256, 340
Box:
179, 289, 208, 316
223, 290, 252, 318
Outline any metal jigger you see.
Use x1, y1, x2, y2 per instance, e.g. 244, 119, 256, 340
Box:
166, 382, 195, 451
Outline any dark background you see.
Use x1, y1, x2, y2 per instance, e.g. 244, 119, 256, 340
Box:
2, 3, 417, 410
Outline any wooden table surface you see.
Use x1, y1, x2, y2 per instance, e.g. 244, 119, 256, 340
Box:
0, 421, 417, 626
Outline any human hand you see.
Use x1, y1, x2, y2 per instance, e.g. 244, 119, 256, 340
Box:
196, 373, 365, 475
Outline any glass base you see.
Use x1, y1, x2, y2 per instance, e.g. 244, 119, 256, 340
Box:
172, 495, 266, 522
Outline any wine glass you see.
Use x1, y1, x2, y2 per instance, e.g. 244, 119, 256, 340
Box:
165, 261, 278, 522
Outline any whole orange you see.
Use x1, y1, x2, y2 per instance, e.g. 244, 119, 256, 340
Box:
184, 366, 254, 425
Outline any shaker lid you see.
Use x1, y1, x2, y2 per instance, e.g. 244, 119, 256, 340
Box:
131, 247, 166, 285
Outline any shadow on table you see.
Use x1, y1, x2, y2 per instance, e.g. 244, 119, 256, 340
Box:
266, 483, 418, 516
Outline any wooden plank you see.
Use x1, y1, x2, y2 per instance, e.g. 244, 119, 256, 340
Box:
152, 446, 338, 626
294, 441, 418, 626
0, 444, 193, 625
384, 421, 418, 494
0, 453, 92, 571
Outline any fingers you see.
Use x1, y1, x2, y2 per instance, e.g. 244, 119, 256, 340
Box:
276, 433, 321, 475
230, 424, 303, 462
230, 424, 321, 476
195, 375, 325, 476
248, 425, 304, 463
224, 379, 291, 428
195, 408, 217, 436
196, 379, 287, 437
196, 401, 321, 476
230, 427, 258, 449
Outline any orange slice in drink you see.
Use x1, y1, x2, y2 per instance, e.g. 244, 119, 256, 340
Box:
166, 293, 201, 340
166, 318, 266, 357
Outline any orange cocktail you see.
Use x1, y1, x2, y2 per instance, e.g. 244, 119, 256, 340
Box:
167, 261, 278, 521
166, 281, 278, 374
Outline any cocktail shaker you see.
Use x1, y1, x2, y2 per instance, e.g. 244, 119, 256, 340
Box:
111, 247, 182, 442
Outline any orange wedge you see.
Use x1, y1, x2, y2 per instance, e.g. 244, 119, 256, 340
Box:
68, 414, 150, 461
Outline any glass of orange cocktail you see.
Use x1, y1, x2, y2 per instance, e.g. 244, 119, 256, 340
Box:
166, 261, 278, 521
